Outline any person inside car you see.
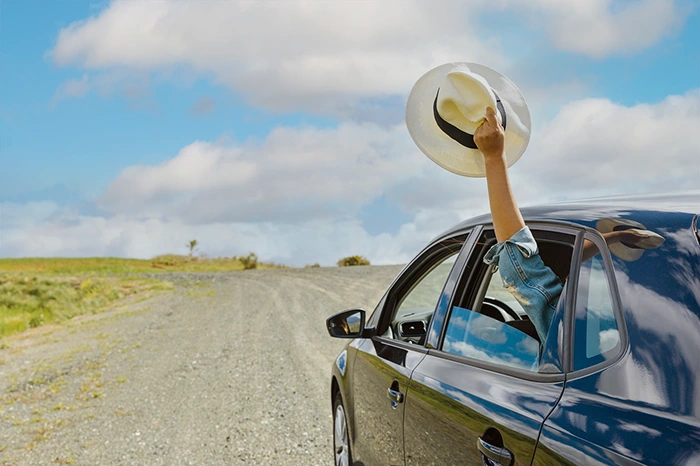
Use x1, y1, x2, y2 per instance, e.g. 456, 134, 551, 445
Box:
473, 107, 646, 342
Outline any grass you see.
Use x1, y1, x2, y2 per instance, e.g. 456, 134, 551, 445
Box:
0, 255, 285, 275
0, 274, 171, 338
0, 254, 286, 339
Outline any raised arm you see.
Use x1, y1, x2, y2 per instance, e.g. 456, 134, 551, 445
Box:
474, 107, 525, 243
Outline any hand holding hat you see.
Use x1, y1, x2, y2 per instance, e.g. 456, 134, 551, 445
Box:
473, 107, 505, 161
406, 62, 531, 177
596, 218, 666, 262
616, 229, 665, 249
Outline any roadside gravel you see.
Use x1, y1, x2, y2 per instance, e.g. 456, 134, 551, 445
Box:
0, 265, 403, 465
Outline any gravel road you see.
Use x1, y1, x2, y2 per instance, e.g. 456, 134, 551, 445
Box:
0, 265, 403, 465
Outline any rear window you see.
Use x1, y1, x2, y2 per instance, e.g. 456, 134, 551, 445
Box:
572, 233, 622, 371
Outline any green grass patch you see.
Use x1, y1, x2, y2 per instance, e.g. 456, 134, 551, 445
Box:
0, 274, 171, 338
0, 254, 287, 338
0, 255, 286, 275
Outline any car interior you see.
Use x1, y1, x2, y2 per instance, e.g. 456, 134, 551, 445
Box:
380, 228, 576, 362
445, 230, 574, 357
470, 235, 574, 343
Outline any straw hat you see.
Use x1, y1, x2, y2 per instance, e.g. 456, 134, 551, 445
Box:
406, 62, 531, 177
596, 218, 666, 262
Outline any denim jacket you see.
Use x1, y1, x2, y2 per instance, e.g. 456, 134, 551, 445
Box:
483, 226, 563, 342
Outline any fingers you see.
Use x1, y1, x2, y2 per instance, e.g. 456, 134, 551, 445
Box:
621, 230, 645, 244
484, 106, 498, 127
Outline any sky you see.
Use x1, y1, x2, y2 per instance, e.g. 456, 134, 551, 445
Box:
1, 0, 699, 266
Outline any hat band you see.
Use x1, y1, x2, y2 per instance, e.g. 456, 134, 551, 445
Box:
433, 89, 507, 149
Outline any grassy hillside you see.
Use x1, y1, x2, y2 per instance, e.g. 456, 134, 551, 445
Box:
0, 255, 286, 338
0, 275, 171, 337
0, 255, 284, 275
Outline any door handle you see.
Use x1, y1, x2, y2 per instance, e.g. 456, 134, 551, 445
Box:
476, 436, 513, 466
387, 387, 404, 409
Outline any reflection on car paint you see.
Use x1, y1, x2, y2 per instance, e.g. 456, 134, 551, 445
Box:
336, 350, 347, 377
404, 354, 564, 465
539, 210, 700, 464
443, 306, 540, 372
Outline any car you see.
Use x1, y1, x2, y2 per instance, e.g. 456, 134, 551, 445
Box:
326, 192, 700, 466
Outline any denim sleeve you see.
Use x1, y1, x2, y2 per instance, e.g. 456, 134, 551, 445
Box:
483, 227, 563, 343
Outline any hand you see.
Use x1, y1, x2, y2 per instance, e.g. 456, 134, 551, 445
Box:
603, 229, 646, 246
474, 107, 505, 161
617, 229, 648, 245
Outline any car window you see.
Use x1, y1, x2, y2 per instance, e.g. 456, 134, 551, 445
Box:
443, 306, 540, 371
484, 267, 527, 319
381, 238, 463, 343
573, 238, 621, 371
441, 228, 575, 374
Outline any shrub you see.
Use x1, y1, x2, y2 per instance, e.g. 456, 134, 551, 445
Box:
238, 252, 258, 270
337, 255, 370, 267
305, 263, 321, 268
151, 254, 197, 268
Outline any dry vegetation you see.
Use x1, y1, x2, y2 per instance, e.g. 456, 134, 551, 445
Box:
337, 255, 371, 267
0, 275, 171, 338
0, 254, 283, 275
0, 253, 286, 339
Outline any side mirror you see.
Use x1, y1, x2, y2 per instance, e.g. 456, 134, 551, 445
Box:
326, 309, 366, 338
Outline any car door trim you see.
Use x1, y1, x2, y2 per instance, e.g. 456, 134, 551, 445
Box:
425, 348, 566, 383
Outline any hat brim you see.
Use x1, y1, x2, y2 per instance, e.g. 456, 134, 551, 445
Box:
406, 63, 531, 177
596, 218, 664, 262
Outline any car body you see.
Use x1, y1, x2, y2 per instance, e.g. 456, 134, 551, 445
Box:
327, 192, 700, 466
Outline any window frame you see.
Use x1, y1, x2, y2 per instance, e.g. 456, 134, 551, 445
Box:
427, 221, 590, 383
370, 229, 475, 352
565, 229, 629, 379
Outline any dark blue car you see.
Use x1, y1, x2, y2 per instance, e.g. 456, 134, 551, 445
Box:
327, 192, 700, 465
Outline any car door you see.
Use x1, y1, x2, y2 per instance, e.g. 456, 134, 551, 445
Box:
350, 231, 474, 466
403, 225, 579, 466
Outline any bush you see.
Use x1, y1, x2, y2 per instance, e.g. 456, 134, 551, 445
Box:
305, 263, 320, 268
337, 255, 370, 267
151, 254, 197, 268
238, 252, 258, 270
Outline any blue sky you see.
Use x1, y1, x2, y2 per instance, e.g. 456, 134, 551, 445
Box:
1, 0, 698, 265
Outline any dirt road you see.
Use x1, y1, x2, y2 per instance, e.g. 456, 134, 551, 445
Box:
0, 266, 403, 465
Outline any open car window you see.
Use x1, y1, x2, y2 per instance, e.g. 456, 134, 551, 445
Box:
439, 227, 576, 374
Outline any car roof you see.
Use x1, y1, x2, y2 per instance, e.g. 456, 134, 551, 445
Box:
440, 190, 700, 238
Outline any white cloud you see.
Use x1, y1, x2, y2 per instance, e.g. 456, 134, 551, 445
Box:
4, 91, 698, 264
513, 89, 700, 202
50, 0, 505, 115
50, 70, 156, 111
99, 122, 424, 223
0, 209, 446, 267
0, 201, 61, 229
51, 74, 91, 106
520, 0, 685, 58
48, 0, 687, 115
189, 96, 216, 116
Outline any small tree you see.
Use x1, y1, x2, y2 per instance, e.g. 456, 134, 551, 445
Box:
337, 255, 370, 267
187, 239, 198, 256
